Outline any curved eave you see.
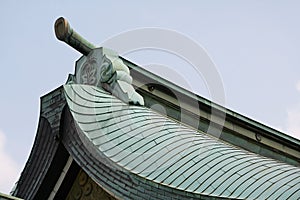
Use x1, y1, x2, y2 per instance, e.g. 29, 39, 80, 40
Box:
64, 84, 300, 199
12, 85, 69, 200
61, 105, 212, 199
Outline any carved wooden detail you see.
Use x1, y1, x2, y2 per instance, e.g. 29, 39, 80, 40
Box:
66, 169, 116, 200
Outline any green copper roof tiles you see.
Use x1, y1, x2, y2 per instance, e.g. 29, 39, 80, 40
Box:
64, 84, 300, 199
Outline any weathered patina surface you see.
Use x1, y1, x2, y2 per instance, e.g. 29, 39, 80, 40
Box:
64, 84, 300, 199
11, 17, 300, 200
55, 17, 144, 106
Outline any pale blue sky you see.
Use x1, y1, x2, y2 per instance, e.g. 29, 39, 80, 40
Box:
0, 0, 300, 193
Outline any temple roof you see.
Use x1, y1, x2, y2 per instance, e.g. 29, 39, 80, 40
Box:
11, 53, 300, 199
11, 17, 300, 199
64, 84, 300, 199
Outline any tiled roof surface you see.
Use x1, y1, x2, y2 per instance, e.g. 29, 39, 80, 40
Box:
65, 84, 300, 199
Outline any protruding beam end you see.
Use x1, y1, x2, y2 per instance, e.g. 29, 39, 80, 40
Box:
54, 17, 70, 42
54, 17, 96, 55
